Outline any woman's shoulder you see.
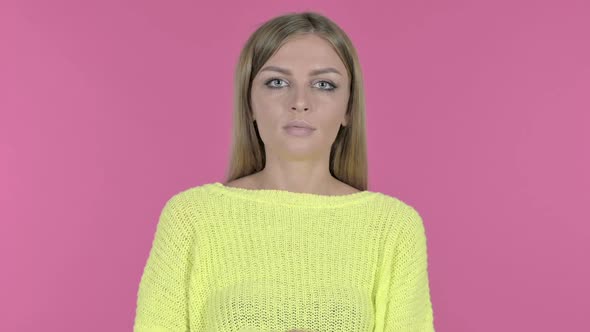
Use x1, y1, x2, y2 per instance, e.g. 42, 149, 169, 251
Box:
364, 190, 425, 232
160, 182, 221, 209
162, 180, 422, 220
363, 188, 417, 211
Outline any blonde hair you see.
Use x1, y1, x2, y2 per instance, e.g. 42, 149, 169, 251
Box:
225, 11, 368, 191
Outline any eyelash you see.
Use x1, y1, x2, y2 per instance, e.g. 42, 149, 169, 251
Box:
264, 77, 338, 92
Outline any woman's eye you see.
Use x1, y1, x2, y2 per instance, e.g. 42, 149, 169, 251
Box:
265, 78, 287, 88
315, 81, 336, 91
264, 78, 337, 91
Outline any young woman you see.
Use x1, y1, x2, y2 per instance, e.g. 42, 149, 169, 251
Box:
134, 11, 435, 332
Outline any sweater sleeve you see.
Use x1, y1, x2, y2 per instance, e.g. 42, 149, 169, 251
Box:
384, 207, 435, 331
133, 195, 194, 332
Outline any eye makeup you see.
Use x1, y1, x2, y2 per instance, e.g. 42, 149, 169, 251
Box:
263, 77, 338, 92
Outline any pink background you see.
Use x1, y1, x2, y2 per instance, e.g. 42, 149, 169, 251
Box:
1, 0, 588, 331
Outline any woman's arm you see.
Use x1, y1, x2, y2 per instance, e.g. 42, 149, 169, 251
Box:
133, 195, 194, 332
384, 207, 435, 331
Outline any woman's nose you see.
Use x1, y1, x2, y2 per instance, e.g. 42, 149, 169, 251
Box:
290, 86, 310, 112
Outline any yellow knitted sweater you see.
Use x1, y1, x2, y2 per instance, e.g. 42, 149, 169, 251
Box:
133, 182, 435, 331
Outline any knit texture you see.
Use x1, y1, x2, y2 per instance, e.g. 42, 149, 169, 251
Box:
133, 182, 434, 332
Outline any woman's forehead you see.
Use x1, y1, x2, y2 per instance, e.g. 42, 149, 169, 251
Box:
264, 35, 345, 72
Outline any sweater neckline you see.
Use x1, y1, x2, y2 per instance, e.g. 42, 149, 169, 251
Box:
207, 182, 377, 207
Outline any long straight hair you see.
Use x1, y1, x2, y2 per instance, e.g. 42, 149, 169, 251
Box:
225, 11, 369, 191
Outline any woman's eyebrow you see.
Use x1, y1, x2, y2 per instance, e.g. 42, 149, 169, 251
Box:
260, 65, 342, 76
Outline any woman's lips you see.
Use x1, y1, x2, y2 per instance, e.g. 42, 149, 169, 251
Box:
284, 126, 316, 137
284, 119, 315, 130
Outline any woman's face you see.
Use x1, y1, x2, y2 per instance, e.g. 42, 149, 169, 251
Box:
250, 33, 350, 160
